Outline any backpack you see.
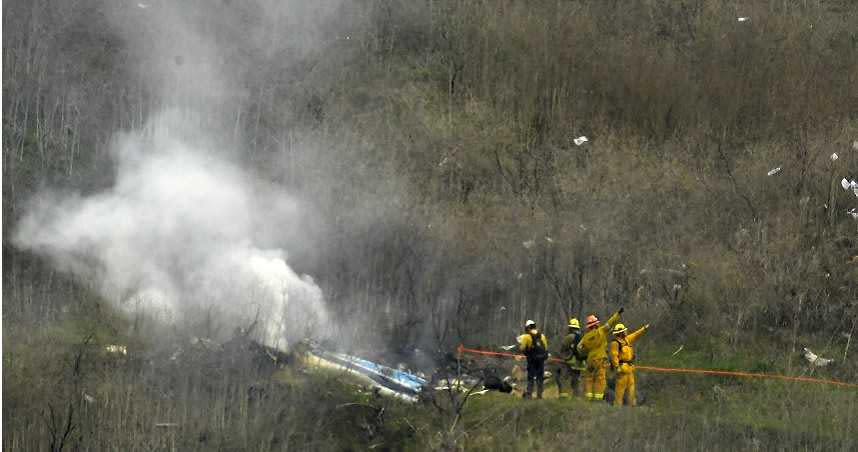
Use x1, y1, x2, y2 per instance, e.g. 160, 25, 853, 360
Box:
570, 332, 587, 361
527, 333, 548, 361
611, 339, 634, 370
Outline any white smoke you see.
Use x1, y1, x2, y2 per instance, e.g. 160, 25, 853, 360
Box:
14, 112, 328, 349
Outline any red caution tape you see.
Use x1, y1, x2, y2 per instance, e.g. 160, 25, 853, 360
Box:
457, 345, 858, 389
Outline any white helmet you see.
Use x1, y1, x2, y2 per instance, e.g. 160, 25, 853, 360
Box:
525, 320, 536, 328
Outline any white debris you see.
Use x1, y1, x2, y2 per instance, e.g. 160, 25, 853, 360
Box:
737, 17, 750, 22
438, 157, 448, 167
500, 344, 517, 351
803, 347, 834, 367
516, 272, 523, 279
831, 153, 839, 161
105, 345, 127, 355
545, 237, 554, 243
468, 389, 490, 397
155, 423, 179, 428
848, 208, 858, 219
767, 167, 782, 176
573, 136, 589, 146
671, 345, 684, 356
500, 306, 507, 311
842, 178, 851, 190
83, 393, 96, 404
522, 240, 535, 249
852, 140, 858, 151
137, 3, 149, 8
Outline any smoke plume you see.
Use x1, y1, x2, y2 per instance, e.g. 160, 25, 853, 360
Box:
15, 112, 328, 349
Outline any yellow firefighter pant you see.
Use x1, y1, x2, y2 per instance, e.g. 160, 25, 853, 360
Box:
583, 358, 607, 400
614, 367, 636, 406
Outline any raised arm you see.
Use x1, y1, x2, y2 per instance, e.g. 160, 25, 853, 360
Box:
600, 309, 623, 333
627, 324, 649, 345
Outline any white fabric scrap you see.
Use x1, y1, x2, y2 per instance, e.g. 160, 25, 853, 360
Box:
767, 167, 782, 176
737, 17, 750, 22
105, 345, 127, 355
573, 136, 589, 146
831, 153, 839, 161
843, 178, 852, 190
522, 240, 535, 249
803, 347, 834, 367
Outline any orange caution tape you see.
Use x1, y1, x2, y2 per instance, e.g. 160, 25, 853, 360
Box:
457, 345, 858, 389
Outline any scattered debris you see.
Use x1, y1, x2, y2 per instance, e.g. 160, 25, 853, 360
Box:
711, 384, 727, 401
843, 179, 858, 197
767, 167, 782, 176
438, 157, 448, 167
573, 136, 589, 146
831, 153, 839, 161
848, 208, 858, 219
671, 345, 684, 357
434, 377, 479, 391
803, 347, 834, 367
104, 345, 127, 355
83, 393, 96, 404
737, 17, 750, 22
522, 240, 535, 249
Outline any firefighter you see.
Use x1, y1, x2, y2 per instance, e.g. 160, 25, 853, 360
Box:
555, 317, 584, 398
518, 320, 549, 399
610, 322, 649, 407
576, 308, 623, 401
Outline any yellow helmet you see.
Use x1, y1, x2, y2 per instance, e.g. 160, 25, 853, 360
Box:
613, 323, 628, 335
568, 318, 581, 329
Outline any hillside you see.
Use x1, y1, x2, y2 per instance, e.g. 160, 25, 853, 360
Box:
3, 0, 858, 450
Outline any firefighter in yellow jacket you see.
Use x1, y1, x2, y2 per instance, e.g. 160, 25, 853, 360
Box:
610, 322, 649, 406
576, 308, 622, 401
518, 320, 549, 399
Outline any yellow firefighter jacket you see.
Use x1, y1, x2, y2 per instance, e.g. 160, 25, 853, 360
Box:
518, 330, 548, 354
610, 326, 648, 373
576, 311, 621, 364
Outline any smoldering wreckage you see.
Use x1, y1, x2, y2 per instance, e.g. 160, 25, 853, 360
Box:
99, 334, 525, 405
95, 316, 666, 408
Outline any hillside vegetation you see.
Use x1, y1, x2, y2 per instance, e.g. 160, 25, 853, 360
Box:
3, 0, 858, 450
